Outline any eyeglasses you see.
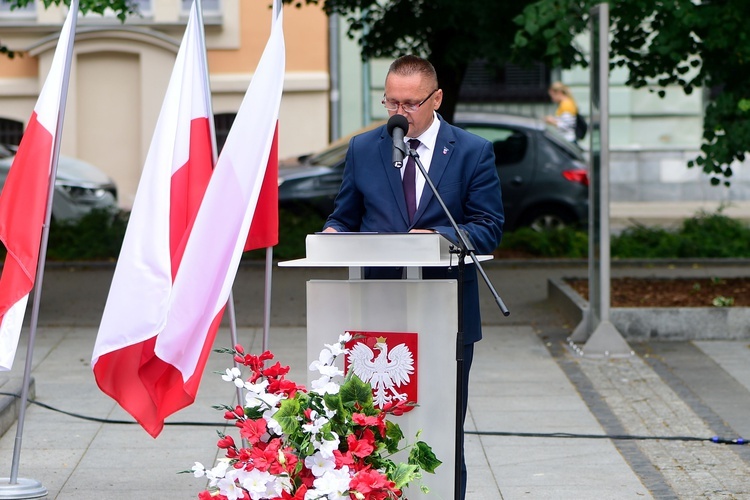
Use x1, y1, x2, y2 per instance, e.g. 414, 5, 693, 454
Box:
381, 89, 438, 113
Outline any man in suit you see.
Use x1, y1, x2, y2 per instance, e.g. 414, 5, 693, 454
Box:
323, 55, 504, 497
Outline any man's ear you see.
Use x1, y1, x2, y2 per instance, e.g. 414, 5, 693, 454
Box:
433, 89, 443, 110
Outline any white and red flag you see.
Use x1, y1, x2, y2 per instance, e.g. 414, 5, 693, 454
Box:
92, 0, 216, 436
0, 7, 77, 371
92, 2, 285, 437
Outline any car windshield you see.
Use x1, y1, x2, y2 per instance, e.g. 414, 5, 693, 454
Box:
0, 144, 15, 159
308, 143, 349, 167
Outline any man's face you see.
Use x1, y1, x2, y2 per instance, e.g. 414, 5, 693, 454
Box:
384, 73, 442, 138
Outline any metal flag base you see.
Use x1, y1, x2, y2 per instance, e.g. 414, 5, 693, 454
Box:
0, 478, 47, 499
581, 320, 633, 358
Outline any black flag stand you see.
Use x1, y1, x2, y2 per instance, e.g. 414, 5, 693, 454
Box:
405, 144, 509, 499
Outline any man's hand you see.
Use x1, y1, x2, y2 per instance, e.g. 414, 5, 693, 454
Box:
409, 229, 437, 234
323, 227, 338, 233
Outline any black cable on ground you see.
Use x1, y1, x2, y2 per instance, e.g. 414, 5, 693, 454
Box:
1, 391, 746, 444
465, 430, 747, 445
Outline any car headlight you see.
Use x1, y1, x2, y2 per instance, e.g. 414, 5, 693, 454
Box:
56, 181, 109, 200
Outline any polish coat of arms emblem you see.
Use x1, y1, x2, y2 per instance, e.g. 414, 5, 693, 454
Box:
344, 331, 418, 413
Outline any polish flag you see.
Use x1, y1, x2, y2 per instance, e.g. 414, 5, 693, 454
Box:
92, 4, 285, 437
244, 122, 279, 252
151, 8, 284, 395
92, 1, 217, 437
0, 6, 77, 371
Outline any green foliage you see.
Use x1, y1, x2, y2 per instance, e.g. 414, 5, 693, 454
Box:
281, 0, 536, 121
501, 226, 588, 258
409, 440, 442, 474
11, 0, 138, 20
46, 208, 127, 261
512, 0, 750, 187
14, 206, 750, 262
611, 211, 750, 259
245, 206, 327, 261
499, 210, 750, 259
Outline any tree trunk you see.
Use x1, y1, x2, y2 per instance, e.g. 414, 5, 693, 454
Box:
429, 40, 467, 124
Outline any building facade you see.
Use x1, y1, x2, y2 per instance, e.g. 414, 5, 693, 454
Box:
0, 0, 329, 208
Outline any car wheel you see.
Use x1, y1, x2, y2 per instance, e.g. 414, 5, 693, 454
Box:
518, 206, 575, 232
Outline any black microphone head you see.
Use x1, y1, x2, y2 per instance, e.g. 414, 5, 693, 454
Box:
386, 114, 409, 137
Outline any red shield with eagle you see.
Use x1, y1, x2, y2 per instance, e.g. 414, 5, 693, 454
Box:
344, 331, 418, 413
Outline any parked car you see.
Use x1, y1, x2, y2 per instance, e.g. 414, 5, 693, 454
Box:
278, 112, 589, 231
0, 144, 118, 221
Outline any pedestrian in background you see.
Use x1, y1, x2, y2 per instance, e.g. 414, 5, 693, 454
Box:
544, 81, 579, 143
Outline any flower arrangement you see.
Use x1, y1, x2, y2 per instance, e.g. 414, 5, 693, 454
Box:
190, 332, 440, 499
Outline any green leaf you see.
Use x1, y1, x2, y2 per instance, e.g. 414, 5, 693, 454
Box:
390, 463, 421, 489
409, 441, 442, 474
276, 398, 301, 435
339, 374, 373, 409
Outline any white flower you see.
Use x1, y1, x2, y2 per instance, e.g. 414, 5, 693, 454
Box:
261, 477, 285, 499
265, 414, 283, 435
324, 340, 348, 357
317, 363, 344, 378
302, 411, 329, 435
311, 376, 340, 396
304, 450, 336, 477
311, 466, 351, 497
245, 378, 270, 394
315, 432, 340, 458
245, 387, 283, 409
191, 462, 206, 478
222, 367, 244, 388
217, 475, 243, 500
240, 469, 275, 499
206, 460, 230, 485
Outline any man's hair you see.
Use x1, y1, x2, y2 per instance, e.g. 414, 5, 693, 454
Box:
387, 55, 438, 88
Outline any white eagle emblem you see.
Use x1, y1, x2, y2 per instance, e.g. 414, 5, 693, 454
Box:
348, 338, 415, 408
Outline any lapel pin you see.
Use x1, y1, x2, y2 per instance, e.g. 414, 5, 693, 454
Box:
443, 147, 449, 155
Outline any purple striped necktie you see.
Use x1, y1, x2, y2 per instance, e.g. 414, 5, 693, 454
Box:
402, 138, 420, 223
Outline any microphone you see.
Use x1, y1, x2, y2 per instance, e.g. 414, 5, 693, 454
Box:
387, 114, 409, 168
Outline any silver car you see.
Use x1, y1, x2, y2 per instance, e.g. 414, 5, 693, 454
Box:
0, 144, 118, 221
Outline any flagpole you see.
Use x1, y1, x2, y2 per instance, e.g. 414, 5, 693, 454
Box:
1, 1, 78, 498
259, 0, 283, 355
192, 0, 243, 407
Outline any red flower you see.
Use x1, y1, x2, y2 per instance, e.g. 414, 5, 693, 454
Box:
352, 412, 387, 438
349, 468, 396, 496
281, 484, 307, 499
333, 449, 354, 467
217, 435, 235, 449
199, 491, 226, 500
381, 399, 410, 417
262, 361, 290, 378
270, 446, 299, 475
347, 428, 375, 458
238, 417, 267, 444
269, 377, 304, 398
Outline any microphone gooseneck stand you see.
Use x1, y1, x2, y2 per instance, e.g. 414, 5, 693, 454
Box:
405, 144, 510, 500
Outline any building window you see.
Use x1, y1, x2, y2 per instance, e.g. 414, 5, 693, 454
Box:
0, 118, 24, 146
129, 0, 152, 18
214, 112, 235, 153
459, 59, 551, 103
181, 0, 220, 14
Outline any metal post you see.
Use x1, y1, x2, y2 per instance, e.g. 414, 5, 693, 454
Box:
1, 1, 79, 498
580, 2, 632, 358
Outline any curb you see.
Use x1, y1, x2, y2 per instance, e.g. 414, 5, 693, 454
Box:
548, 277, 750, 341
0, 377, 35, 439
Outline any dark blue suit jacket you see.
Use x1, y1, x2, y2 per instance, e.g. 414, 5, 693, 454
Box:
324, 115, 505, 343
